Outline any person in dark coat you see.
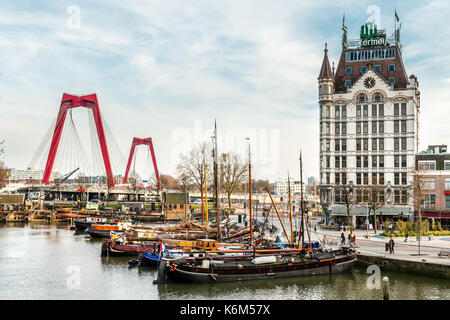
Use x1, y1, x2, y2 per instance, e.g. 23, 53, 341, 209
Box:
389, 237, 395, 254
341, 232, 345, 246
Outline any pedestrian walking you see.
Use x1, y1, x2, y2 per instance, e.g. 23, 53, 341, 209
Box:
352, 234, 356, 246
348, 232, 352, 245
340, 232, 345, 246
405, 231, 409, 242
389, 237, 395, 254
323, 235, 327, 246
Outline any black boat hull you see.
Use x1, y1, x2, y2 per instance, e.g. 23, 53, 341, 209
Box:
158, 254, 356, 284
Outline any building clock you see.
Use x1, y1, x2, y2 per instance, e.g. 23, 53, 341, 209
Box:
364, 77, 376, 88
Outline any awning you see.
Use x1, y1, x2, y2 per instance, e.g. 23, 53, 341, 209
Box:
331, 205, 410, 216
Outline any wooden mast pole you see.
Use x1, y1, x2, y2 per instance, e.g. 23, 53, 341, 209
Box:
213, 120, 221, 241
201, 165, 204, 226
288, 172, 294, 248
266, 187, 292, 247
249, 142, 253, 247
204, 163, 209, 227
299, 150, 305, 246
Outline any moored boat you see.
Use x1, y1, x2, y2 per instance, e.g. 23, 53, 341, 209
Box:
154, 247, 357, 284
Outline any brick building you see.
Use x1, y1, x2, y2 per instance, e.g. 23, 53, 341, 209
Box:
415, 145, 450, 229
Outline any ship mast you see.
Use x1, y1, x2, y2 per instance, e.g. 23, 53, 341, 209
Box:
213, 119, 221, 241
288, 172, 294, 248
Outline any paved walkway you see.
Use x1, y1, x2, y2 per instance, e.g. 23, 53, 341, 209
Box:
308, 226, 450, 266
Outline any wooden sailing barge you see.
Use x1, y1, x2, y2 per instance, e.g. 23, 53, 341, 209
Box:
154, 247, 357, 283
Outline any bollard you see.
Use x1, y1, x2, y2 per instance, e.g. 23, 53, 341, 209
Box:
382, 276, 390, 300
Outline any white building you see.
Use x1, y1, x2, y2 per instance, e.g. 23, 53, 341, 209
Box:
7, 168, 61, 182
318, 18, 420, 227
273, 180, 306, 195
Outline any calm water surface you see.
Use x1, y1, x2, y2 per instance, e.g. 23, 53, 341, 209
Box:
0, 223, 448, 300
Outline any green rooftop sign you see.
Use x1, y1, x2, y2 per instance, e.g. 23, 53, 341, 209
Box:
361, 22, 378, 40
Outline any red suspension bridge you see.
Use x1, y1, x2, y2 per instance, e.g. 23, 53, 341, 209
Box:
29, 93, 160, 190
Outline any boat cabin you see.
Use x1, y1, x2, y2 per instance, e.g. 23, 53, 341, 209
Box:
195, 239, 218, 251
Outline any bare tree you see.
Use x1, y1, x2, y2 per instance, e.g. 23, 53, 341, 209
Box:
220, 153, 248, 208
411, 169, 427, 255
337, 183, 355, 226
0, 139, 6, 189
127, 177, 140, 201
176, 142, 213, 193
366, 185, 385, 234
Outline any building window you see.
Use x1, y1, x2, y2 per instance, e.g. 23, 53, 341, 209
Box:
326, 106, 330, 117
418, 161, 436, 170
446, 195, 450, 209
373, 93, 383, 102
388, 64, 395, 71
363, 121, 368, 133
394, 155, 399, 167
379, 120, 384, 133
335, 173, 340, 185
401, 103, 407, 115
379, 155, 384, 167
389, 78, 395, 85
444, 161, 450, 170
326, 123, 330, 134
363, 156, 368, 168
358, 94, 368, 102
372, 138, 377, 150
374, 65, 381, 72
342, 156, 347, 168
335, 106, 340, 118
372, 172, 377, 185
356, 121, 361, 134
423, 195, 436, 209
394, 120, 399, 133
363, 173, 369, 185
361, 66, 366, 73
379, 138, 384, 150
372, 121, 377, 133
335, 123, 340, 134
357, 173, 361, 185
356, 156, 361, 168
445, 178, 450, 191
356, 105, 361, 117
401, 173, 407, 185
372, 156, 377, 168
326, 156, 330, 168
342, 139, 347, 151
345, 80, 352, 87
356, 139, 361, 151
363, 105, 368, 117
394, 103, 399, 115
342, 173, 347, 184
342, 123, 347, 134
379, 104, 384, 117
372, 104, 377, 116
424, 178, 436, 190
379, 173, 384, 184
394, 190, 400, 204
394, 173, 400, 185
341, 105, 347, 118
401, 138, 407, 150
326, 140, 330, 151
326, 173, 330, 184
363, 139, 368, 151
401, 120, 406, 132
346, 67, 352, 74
335, 139, 340, 151
401, 155, 407, 167
335, 157, 340, 168
394, 138, 399, 151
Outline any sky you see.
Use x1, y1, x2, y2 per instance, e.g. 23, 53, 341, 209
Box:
1, 0, 450, 183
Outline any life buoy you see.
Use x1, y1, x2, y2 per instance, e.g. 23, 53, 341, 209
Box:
170, 264, 177, 272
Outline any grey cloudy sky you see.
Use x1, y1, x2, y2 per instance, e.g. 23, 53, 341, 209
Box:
1, 0, 449, 182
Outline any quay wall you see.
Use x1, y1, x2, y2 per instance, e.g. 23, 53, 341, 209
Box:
356, 253, 450, 279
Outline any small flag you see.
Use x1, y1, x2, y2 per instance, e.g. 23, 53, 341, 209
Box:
159, 241, 167, 253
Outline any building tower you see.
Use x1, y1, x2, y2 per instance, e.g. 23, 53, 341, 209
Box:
318, 15, 420, 227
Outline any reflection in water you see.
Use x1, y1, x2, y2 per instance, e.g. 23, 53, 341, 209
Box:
0, 224, 448, 300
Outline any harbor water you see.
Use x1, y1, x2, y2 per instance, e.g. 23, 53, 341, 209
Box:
0, 223, 448, 300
